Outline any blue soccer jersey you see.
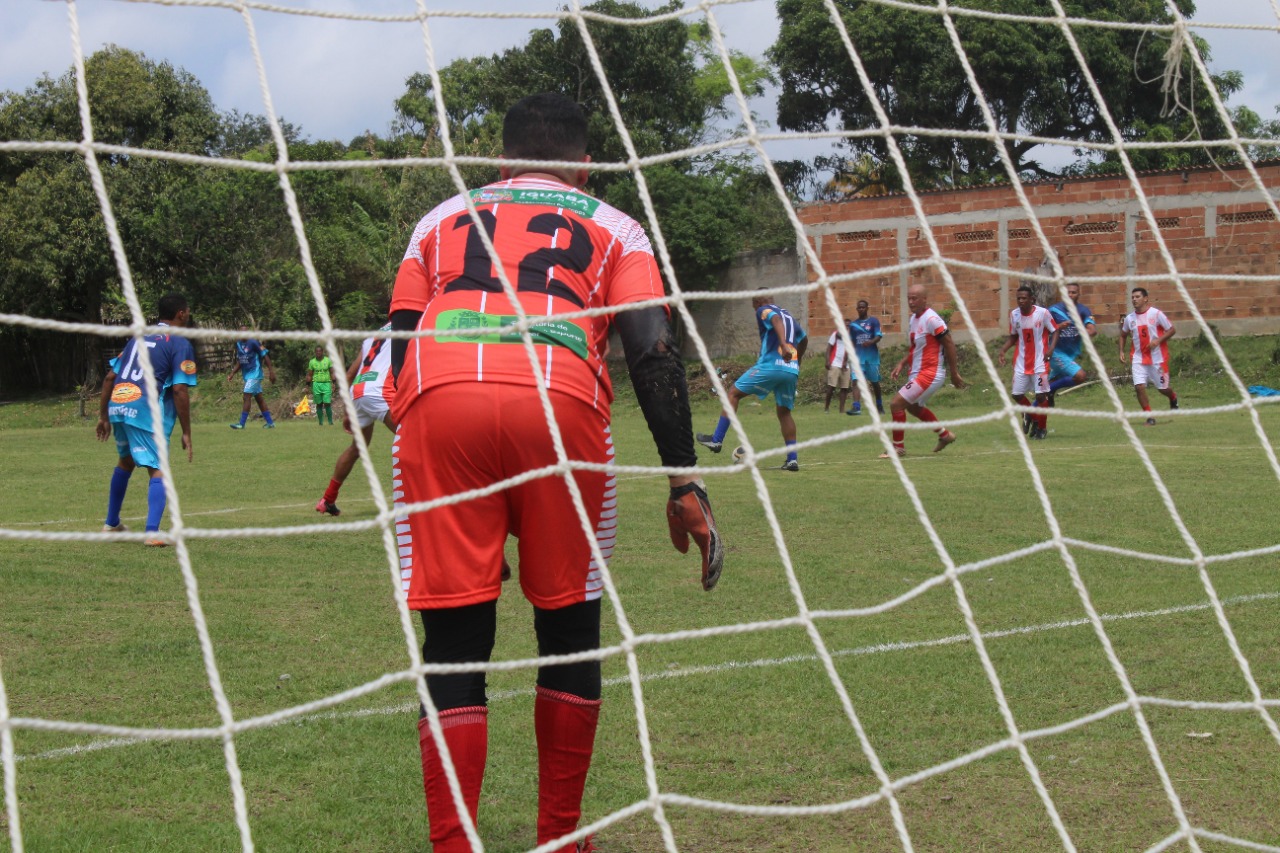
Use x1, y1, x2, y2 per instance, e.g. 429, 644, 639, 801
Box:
108, 325, 199, 436
1048, 301, 1094, 360
849, 316, 883, 363
755, 303, 806, 370
234, 339, 268, 382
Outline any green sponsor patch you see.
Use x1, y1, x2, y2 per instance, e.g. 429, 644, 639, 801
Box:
469, 187, 599, 218
437, 309, 589, 360
355, 370, 379, 385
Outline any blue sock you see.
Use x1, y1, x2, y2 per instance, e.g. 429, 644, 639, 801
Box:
145, 477, 167, 532
105, 467, 132, 527
852, 402, 861, 412
1049, 376, 1075, 394
263, 410, 274, 425
711, 415, 731, 444
239, 411, 249, 427
786, 440, 798, 463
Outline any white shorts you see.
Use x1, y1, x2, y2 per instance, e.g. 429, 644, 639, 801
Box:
826, 365, 851, 389
352, 394, 391, 429
1131, 363, 1170, 389
898, 369, 945, 406
1011, 371, 1050, 396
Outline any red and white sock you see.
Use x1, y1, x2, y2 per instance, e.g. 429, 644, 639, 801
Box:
536, 686, 601, 853
917, 406, 952, 438
418, 706, 488, 853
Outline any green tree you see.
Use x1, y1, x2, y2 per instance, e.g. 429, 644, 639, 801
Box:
391, 1, 784, 290
770, 0, 1248, 190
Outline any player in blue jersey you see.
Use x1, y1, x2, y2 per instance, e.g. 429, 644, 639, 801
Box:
1046, 282, 1096, 409
226, 327, 277, 429
847, 299, 884, 415
95, 293, 199, 546
697, 293, 808, 471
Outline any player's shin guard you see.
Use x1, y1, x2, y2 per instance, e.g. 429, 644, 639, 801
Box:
323, 478, 341, 504
106, 467, 132, 528
891, 409, 907, 450
145, 477, 166, 532
535, 686, 601, 853
916, 406, 951, 437
418, 707, 488, 853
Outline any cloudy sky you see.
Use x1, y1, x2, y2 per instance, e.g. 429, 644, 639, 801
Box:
3, 0, 1279, 165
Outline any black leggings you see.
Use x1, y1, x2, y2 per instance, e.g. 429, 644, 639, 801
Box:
420, 598, 601, 713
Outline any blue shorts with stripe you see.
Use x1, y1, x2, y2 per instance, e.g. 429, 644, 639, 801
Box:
113, 421, 167, 469
1049, 351, 1083, 382
734, 361, 799, 410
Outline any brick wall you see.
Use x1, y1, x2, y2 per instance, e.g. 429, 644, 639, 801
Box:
796, 161, 1280, 343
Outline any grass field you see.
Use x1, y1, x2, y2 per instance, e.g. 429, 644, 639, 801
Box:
2, 353, 1279, 852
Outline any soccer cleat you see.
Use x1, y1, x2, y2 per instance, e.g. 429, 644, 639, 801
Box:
144, 537, 168, 547
695, 433, 723, 453
879, 448, 906, 459
1029, 427, 1047, 440
263, 422, 275, 429
847, 407, 861, 415
780, 459, 800, 472
933, 432, 957, 453
1170, 397, 1179, 410
574, 837, 598, 853
315, 499, 341, 517
102, 523, 128, 534
229, 423, 245, 430
1145, 417, 1157, 426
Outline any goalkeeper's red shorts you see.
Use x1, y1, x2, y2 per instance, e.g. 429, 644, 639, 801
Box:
394, 382, 615, 611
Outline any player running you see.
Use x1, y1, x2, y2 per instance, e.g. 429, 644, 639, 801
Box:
1046, 282, 1096, 403
226, 327, 276, 429
315, 324, 396, 517
998, 285, 1060, 440
388, 93, 722, 853
1119, 287, 1179, 425
883, 285, 966, 457
96, 293, 198, 546
697, 293, 808, 471
848, 299, 884, 415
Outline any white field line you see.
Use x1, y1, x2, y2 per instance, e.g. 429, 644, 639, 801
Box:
15, 589, 1278, 764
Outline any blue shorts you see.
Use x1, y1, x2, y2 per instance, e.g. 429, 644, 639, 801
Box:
1049, 351, 1083, 383
242, 378, 263, 395
855, 358, 881, 383
113, 422, 166, 470
734, 362, 799, 410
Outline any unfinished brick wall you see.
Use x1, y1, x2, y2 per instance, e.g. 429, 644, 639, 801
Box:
797, 161, 1280, 342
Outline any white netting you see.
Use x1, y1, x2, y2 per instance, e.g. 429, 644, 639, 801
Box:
2, 2, 1280, 852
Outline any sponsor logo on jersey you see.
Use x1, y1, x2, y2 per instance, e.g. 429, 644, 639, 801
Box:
180, 360, 197, 375
471, 188, 514, 205
111, 383, 143, 403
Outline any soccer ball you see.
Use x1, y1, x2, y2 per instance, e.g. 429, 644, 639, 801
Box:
732, 445, 746, 463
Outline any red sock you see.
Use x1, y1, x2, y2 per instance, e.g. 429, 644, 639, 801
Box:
917, 406, 951, 438
891, 409, 906, 448
323, 479, 341, 504
536, 686, 601, 852
1036, 399, 1049, 430
1142, 404, 1152, 412
418, 707, 488, 853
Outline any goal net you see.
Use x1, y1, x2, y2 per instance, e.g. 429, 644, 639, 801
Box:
2, 1, 1279, 852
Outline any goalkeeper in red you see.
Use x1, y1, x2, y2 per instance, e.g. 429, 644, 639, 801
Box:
389, 92, 723, 853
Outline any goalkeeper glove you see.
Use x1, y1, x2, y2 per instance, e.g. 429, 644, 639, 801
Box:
666, 480, 724, 591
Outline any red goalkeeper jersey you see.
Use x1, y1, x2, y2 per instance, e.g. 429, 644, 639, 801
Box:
389, 176, 664, 422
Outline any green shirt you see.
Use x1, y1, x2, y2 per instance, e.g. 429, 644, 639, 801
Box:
308, 357, 332, 384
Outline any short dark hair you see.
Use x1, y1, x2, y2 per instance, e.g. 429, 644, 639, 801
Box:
503, 93, 588, 163
157, 292, 188, 320
1131, 287, 1149, 298
1016, 284, 1034, 296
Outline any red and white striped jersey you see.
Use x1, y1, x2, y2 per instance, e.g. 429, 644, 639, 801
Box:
351, 326, 394, 405
1122, 307, 1172, 366
826, 331, 847, 367
389, 176, 665, 422
907, 307, 949, 380
1008, 305, 1057, 375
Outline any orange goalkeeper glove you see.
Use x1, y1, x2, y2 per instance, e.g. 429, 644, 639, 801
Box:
666, 480, 724, 591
